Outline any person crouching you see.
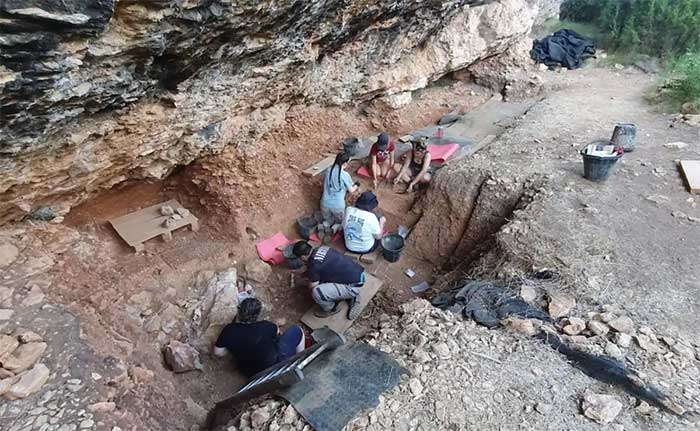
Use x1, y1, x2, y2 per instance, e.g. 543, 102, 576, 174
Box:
292, 241, 365, 320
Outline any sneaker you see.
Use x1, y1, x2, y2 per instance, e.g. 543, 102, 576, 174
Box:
347, 297, 362, 320
314, 305, 340, 318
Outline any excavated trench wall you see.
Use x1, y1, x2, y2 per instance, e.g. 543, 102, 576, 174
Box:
0, 0, 558, 225
409, 162, 546, 268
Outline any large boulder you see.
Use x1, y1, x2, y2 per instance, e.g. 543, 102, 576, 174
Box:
189, 269, 238, 348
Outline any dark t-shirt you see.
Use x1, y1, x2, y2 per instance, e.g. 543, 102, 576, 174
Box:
215, 321, 278, 377
307, 246, 364, 285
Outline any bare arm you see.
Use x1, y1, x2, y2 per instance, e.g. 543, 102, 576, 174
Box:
308, 280, 319, 291
213, 346, 228, 358
389, 151, 395, 168
373, 217, 386, 239
394, 157, 410, 184
409, 153, 432, 188
371, 155, 379, 180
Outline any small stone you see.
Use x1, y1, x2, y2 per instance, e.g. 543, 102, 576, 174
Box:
587, 321, 609, 336
599, 312, 616, 323
250, 407, 270, 429
535, 402, 552, 414
608, 316, 635, 334
13, 329, 43, 344
581, 393, 623, 424
635, 401, 655, 416
160, 205, 175, 216
502, 317, 539, 336
88, 402, 115, 413
638, 326, 655, 337
664, 142, 688, 149
244, 260, 271, 284
635, 334, 661, 354
548, 292, 575, 318
671, 343, 695, 359
412, 349, 431, 364
281, 405, 297, 425
21, 286, 45, 306
562, 317, 586, 335
409, 378, 423, 396
129, 366, 154, 385
0, 334, 19, 357
614, 333, 632, 348
605, 343, 623, 359
0, 243, 19, 267
164, 341, 202, 373
0, 368, 14, 379
79, 419, 94, 428
0, 309, 14, 320
519, 285, 537, 303
601, 304, 623, 315
431, 342, 451, 359
1, 342, 47, 373
4, 363, 50, 400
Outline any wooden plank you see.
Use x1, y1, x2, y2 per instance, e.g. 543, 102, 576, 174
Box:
680, 160, 700, 194
300, 273, 382, 334
302, 156, 335, 178
109, 199, 199, 252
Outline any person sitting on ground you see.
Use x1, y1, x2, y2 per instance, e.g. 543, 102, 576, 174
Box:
393, 136, 432, 192
292, 241, 365, 319
343, 191, 385, 254
213, 298, 305, 377
320, 151, 359, 240
368, 132, 396, 189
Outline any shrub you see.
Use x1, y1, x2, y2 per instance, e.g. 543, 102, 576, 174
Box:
660, 53, 700, 109
561, 0, 700, 57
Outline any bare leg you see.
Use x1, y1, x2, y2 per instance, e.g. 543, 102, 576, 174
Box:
417, 172, 432, 184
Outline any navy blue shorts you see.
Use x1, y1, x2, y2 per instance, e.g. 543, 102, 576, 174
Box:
277, 325, 304, 360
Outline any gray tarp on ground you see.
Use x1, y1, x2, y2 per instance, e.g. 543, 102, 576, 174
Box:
278, 342, 406, 431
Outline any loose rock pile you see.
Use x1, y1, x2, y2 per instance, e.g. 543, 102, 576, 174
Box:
229, 299, 699, 431
0, 329, 50, 400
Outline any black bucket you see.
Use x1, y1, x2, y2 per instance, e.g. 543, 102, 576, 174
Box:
381, 234, 405, 263
580, 145, 622, 182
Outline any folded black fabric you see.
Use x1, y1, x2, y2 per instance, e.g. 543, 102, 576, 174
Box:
531, 29, 596, 70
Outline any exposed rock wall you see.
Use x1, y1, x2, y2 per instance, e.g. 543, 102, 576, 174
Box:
1, 0, 542, 223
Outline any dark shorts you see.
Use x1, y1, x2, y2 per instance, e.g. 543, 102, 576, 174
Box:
409, 163, 434, 178
277, 325, 304, 360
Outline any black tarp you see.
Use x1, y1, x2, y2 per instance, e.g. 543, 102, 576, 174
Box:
530, 29, 596, 70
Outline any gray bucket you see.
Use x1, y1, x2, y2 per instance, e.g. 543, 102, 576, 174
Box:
381, 234, 405, 263
610, 123, 636, 152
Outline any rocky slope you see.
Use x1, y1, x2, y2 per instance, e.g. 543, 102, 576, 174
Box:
0, 0, 554, 224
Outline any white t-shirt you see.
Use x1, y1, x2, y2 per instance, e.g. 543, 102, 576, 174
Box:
343, 207, 381, 253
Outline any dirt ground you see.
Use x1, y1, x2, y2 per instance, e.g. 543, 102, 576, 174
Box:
1, 56, 699, 431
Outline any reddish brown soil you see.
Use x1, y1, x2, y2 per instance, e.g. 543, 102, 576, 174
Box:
51, 78, 483, 429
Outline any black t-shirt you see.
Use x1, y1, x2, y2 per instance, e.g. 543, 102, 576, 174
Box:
215, 321, 278, 377
307, 246, 364, 285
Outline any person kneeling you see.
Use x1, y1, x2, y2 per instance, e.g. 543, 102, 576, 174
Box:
393, 137, 433, 193
368, 133, 396, 189
292, 241, 365, 320
213, 298, 305, 377
343, 191, 385, 254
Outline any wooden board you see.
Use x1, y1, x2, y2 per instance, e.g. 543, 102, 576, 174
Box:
301, 273, 382, 334
680, 160, 700, 194
109, 199, 199, 252
302, 156, 336, 177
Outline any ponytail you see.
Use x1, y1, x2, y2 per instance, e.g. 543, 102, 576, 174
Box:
332, 151, 351, 187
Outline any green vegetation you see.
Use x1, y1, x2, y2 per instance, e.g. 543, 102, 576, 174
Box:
657, 53, 700, 110
560, 0, 700, 108
561, 0, 700, 57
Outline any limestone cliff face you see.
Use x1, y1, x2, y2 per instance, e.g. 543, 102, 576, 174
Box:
0, 0, 548, 223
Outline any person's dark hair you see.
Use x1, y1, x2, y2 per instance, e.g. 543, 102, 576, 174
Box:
292, 241, 313, 258
355, 191, 379, 212
238, 298, 262, 323
331, 151, 351, 187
